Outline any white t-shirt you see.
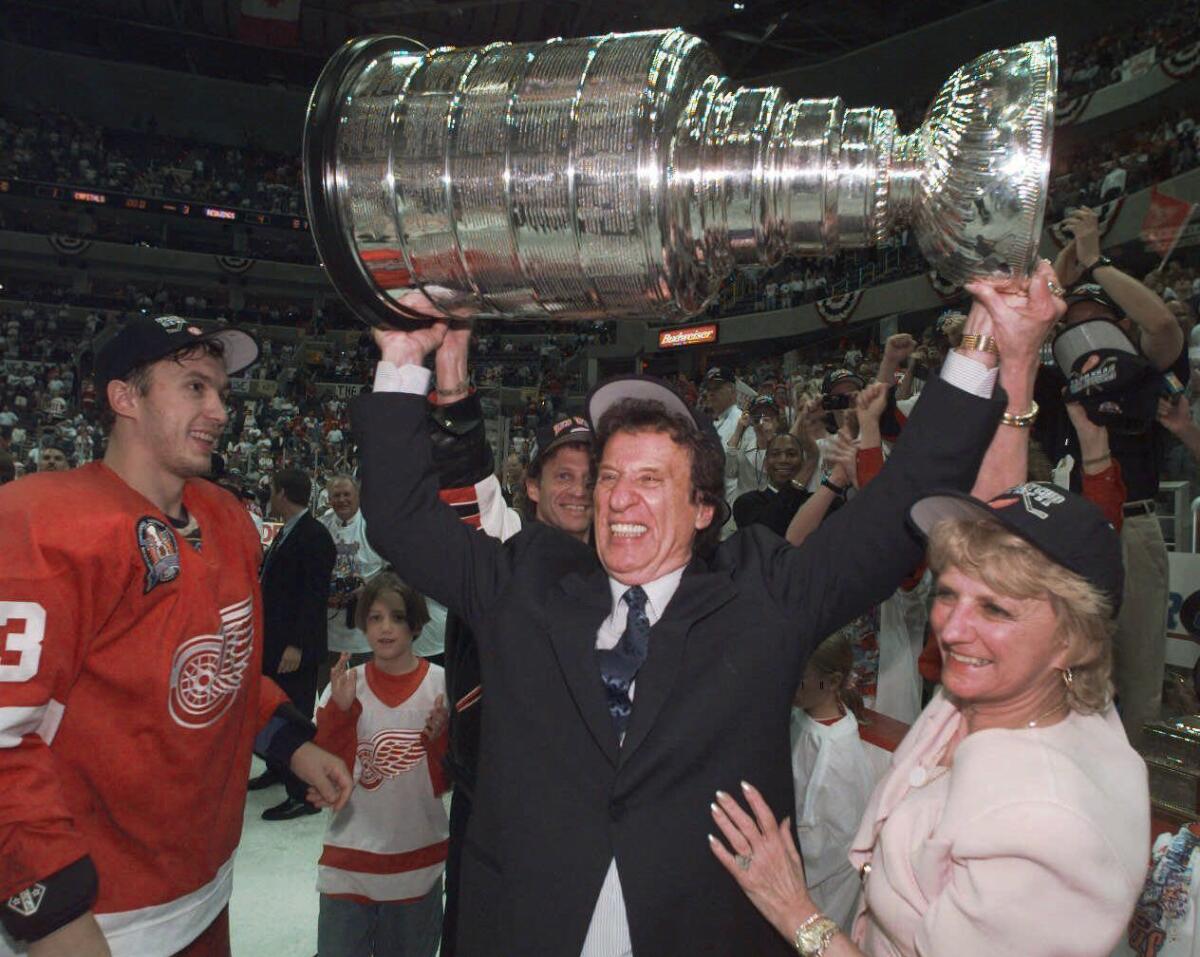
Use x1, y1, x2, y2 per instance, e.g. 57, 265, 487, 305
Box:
319, 509, 388, 654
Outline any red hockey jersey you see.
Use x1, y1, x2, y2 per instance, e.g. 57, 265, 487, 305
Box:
0, 463, 288, 956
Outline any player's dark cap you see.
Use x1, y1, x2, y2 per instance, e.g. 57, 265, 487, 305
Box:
702, 366, 736, 387
822, 368, 866, 394
94, 315, 259, 395
531, 415, 593, 469
749, 394, 779, 415
910, 482, 1123, 616
1064, 283, 1124, 318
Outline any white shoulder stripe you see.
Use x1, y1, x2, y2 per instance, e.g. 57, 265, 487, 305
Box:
0, 700, 65, 748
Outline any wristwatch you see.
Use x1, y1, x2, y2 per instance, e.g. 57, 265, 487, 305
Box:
793, 914, 840, 955
1081, 254, 1114, 281
820, 477, 848, 497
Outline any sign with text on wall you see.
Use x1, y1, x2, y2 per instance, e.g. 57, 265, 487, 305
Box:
658, 323, 718, 350
1166, 551, 1200, 669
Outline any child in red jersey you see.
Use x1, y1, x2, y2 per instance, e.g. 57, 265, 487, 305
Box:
313, 572, 449, 957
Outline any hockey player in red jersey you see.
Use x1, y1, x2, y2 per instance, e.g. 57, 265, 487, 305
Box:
0, 316, 353, 957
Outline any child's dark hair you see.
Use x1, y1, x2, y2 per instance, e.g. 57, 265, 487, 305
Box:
808, 632, 865, 721
354, 571, 430, 635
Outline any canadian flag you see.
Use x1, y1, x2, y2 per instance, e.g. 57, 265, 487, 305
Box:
238, 0, 301, 47
1140, 187, 1197, 258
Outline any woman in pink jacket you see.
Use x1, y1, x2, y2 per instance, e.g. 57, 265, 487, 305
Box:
709, 481, 1149, 957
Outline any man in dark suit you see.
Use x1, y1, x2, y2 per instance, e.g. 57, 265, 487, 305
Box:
256, 466, 337, 820
350, 274, 1058, 956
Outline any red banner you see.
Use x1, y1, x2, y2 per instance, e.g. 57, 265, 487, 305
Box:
1141, 188, 1197, 257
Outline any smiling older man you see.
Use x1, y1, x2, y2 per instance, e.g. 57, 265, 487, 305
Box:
349, 277, 1059, 956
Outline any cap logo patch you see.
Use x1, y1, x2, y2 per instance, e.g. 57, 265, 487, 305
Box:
1009, 483, 1064, 520
1068, 356, 1119, 396
553, 416, 588, 436
155, 316, 187, 334
137, 517, 182, 593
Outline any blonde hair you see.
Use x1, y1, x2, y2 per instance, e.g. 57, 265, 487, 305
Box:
927, 518, 1114, 713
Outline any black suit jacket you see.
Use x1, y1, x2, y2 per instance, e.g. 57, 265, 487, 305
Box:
353, 377, 1003, 957
260, 511, 337, 675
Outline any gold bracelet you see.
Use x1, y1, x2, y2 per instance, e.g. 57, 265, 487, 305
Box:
959, 333, 1000, 356
1000, 399, 1039, 428
793, 913, 840, 956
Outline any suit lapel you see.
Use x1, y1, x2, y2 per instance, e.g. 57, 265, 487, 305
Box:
545, 566, 620, 766
619, 562, 737, 765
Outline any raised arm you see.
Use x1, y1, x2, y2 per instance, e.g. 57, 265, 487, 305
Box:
353, 323, 512, 630
965, 275, 1066, 499
771, 262, 1063, 642
1061, 207, 1181, 370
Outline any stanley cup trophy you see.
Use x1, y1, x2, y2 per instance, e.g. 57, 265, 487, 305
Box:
302, 29, 1057, 328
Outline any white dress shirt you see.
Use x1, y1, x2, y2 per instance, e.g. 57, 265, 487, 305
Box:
580, 567, 686, 957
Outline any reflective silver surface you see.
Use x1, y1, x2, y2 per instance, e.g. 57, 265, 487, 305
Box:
304, 31, 1057, 326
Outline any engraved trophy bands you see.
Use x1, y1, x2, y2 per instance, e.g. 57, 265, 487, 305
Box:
303, 29, 1057, 327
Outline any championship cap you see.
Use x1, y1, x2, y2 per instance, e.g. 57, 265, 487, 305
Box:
821, 368, 865, 394
585, 374, 730, 526
587, 374, 707, 437
531, 415, 593, 469
94, 315, 259, 394
909, 482, 1124, 615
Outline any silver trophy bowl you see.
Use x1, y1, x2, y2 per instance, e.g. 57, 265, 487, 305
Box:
303, 29, 1056, 327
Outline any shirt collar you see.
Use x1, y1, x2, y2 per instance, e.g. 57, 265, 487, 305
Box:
716, 404, 740, 427
606, 564, 687, 624
280, 509, 306, 535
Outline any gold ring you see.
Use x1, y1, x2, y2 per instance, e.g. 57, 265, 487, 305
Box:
1047, 279, 1066, 298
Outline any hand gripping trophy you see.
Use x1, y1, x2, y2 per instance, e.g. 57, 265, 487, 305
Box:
302, 29, 1056, 327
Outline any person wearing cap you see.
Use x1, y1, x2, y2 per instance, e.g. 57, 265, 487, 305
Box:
349, 262, 1064, 957
523, 414, 595, 539
713, 482, 1148, 957
1048, 206, 1187, 746
703, 366, 757, 527
0, 315, 352, 957
726, 394, 794, 506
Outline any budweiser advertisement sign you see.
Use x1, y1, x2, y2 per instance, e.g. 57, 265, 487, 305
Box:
658, 323, 719, 349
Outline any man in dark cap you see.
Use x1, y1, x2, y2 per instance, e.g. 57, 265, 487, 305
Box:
0, 315, 351, 957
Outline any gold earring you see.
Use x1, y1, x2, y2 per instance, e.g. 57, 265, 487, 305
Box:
1062, 667, 1074, 689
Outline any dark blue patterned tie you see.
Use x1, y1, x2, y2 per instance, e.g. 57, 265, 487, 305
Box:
597, 585, 650, 738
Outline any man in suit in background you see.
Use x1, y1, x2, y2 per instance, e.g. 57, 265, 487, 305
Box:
255, 466, 337, 821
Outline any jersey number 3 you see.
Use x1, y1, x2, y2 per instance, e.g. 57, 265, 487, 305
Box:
0, 602, 47, 682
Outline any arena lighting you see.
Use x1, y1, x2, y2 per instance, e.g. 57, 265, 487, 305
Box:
658, 323, 719, 349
